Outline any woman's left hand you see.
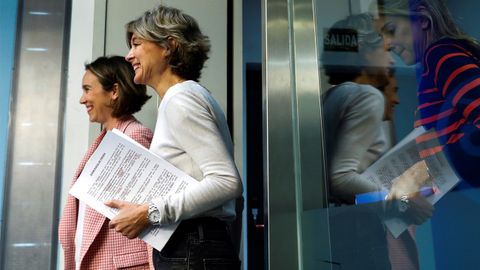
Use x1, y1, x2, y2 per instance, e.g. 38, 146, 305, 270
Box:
105, 200, 150, 239
404, 193, 434, 225
388, 160, 431, 200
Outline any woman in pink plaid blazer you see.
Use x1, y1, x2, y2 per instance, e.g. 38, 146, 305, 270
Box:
58, 56, 153, 270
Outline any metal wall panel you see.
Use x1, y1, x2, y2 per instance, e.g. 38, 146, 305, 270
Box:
263, 0, 299, 268
1, 0, 70, 268
0, 0, 19, 256
263, 0, 330, 269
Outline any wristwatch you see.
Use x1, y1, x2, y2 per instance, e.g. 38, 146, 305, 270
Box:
147, 202, 161, 225
398, 195, 410, 213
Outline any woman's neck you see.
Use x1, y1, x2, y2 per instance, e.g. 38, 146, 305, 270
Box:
102, 117, 121, 131
151, 70, 186, 98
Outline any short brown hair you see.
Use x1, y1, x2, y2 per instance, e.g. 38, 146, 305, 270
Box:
85, 56, 150, 117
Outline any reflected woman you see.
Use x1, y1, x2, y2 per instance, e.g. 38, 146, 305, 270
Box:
377, 0, 480, 269
58, 56, 153, 269
322, 13, 432, 270
322, 13, 394, 204
378, 0, 480, 185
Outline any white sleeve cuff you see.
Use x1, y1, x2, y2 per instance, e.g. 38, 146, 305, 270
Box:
151, 197, 170, 225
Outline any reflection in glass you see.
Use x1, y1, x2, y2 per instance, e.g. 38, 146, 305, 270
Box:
377, 0, 480, 269
320, 11, 433, 270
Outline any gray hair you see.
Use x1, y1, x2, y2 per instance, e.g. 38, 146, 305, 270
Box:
126, 5, 210, 81
322, 13, 385, 85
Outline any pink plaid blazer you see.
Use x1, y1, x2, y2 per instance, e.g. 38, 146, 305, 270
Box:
58, 116, 154, 270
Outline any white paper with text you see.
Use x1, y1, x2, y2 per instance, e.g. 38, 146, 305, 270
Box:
361, 127, 460, 237
70, 129, 198, 251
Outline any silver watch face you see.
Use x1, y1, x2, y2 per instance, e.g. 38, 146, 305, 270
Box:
148, 205, 161, 224
398, 196, 409, 213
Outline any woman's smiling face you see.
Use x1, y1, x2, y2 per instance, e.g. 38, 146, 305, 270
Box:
79, 70, 116, 125
381, 15, 420, 65
125, 34, 169, 87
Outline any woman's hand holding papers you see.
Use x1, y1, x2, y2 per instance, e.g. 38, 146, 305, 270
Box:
388, 160, 431, 200
403, 193, 434, 225
385, 160, 435, 225
105, 200, 150, 239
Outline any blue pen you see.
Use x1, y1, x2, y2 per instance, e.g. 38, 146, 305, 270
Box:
355, 186, 435, 205
418, 186, 435, 197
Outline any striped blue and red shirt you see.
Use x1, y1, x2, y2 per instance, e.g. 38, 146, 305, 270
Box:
415, 37, 480, 185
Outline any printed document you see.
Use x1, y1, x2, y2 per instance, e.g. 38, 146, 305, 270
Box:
361, 127, 460, 237
70, 129, 198, 251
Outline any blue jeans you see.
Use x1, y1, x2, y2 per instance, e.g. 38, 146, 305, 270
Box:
152, 217, 241, 270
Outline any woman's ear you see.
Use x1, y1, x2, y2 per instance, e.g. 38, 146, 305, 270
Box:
165, 37, 178, 57
111, 83, 119, 101
417, 6, 432, 30
420, 15, 431, 30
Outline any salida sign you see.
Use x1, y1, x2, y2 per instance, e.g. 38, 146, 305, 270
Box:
323, 28, 358, 52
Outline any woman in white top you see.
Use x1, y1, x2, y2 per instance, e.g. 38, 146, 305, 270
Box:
105, 4, 243, 270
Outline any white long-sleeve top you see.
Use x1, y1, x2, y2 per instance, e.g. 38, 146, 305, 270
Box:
323, 82, 388, 203
150, 80, 242, 225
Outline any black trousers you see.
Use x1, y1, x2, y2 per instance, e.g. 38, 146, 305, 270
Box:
152, 217, 241, 270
